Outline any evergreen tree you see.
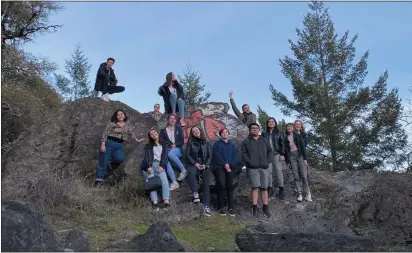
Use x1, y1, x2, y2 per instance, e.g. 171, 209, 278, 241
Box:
269, 1, 407, 171
177, 64, 211, 107
257, 105, 270, 132
54, 43, 91, 101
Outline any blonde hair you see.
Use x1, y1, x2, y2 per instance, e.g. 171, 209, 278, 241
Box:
294, 119, 305, 132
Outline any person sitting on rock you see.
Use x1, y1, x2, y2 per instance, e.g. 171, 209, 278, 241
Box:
158, 72, 186, 126
261, 117, 286, 200
148, 103, 163, 121
141, 129, 171, 211
160, 115, 187, 187
284, 123, 312, 202
241, 123, 272, 218
94, 57, 125, 102
186, 126, 213, 216
213, 128, 238, 217
229, 91, 256, 126
96, 109, 145, 184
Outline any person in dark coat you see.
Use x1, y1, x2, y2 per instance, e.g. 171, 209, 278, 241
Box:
158, 72, 186, 126
94, 57, 125, 102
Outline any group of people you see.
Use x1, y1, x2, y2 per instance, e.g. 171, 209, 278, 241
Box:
94, 57, 312, 218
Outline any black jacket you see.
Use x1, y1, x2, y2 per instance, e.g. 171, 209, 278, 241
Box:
94, 62, 117, 91
140, 143, 169, 171
284, 133, 307, 162
158, 80, 185, 114
241, 136, 273, 169
185, 139, 213, 168
261, 130, 285, 156
160, 126, 184, 151
296, 131, 308, 148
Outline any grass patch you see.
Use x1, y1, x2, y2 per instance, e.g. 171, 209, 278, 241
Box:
172, 216, 246, 251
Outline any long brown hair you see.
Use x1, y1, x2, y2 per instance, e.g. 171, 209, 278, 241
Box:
294, 119, 305, 132
147, 129, 162, 147
165, 72, 175, 85
188, 126, 206, 143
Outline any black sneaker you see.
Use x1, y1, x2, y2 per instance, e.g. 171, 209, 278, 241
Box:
262, 205, 271, 218
218, 209, 226, 216
228, 209, 236, 217
279, 187, 285, 200
152, 203, 159, 211
252, 206, 258, 218
164, 203, 170, 209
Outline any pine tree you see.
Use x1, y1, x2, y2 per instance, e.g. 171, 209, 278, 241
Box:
177, 64, 211, 107
257, 105, 270, 132
270, 1, 407, 171
54, 43, 91, 101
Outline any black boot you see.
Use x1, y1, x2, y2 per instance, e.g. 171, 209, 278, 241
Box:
268, 187, 274, 198
279, 187, 285, 200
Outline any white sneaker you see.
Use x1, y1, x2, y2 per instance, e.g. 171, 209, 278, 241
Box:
305, 192, 312, 202
204, 206, 211, 217
193, 192, 200, 203
297, 194, 303, 202
101, 93, 109, 102
170, 181, 179, 191
177, 170, 188, 181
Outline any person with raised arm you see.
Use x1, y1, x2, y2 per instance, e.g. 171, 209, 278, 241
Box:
229, 91, 256, 126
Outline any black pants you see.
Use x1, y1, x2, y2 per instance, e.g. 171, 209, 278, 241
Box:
187, 166, 211, 207
215, 166, 234, 210
99, 77, 125, 95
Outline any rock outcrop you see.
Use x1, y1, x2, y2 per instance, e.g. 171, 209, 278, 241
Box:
236, 225, 376, 252
112, 222, 185, 252
1, 201, 63, 252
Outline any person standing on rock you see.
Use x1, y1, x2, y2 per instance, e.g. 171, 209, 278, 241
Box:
94, 57, 125, 102
294, 120, 308, 149
141, 129, 171, 211
284, 123, 312, 202
229, 91, 256, 126
186, 126, 213, 216
160, 115, 187, 188
148, 103, 163, 121
213, 128, 239, 216
241, 123, 273, 218
158, 72, 186, 126
261, 117, 286, 200
96, 109, 145, 184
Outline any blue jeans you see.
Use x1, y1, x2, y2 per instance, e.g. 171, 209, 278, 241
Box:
142, 161, 170, 202
168, 148, 185, 172
96, 140, 125, 181
166, 162, 177, 182
170, 93, 185, 118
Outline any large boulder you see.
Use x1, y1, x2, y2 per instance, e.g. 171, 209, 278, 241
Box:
125, 222, 185, 252
2, 97, 156, 180
235, 225, 376, 252
1, 201, 63, 252
349, 172, 412, 249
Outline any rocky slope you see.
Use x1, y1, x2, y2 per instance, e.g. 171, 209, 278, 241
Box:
1, 97, 411, 251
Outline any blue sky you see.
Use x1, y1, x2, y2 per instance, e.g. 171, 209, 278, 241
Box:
24, 2, 412, 125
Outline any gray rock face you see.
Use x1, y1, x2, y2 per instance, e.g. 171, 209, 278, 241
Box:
65, 230, 90, 252
236, 225, 376, 252
2, 97, 156, 181
126, 222, 185, 252
1, 201, 63, 252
